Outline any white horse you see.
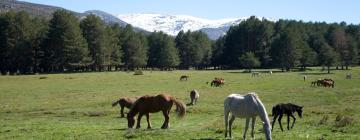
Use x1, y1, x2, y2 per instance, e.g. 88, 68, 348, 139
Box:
224, 93, 272, 140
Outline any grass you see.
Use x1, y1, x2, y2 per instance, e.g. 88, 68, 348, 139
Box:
1, 67, 360, 139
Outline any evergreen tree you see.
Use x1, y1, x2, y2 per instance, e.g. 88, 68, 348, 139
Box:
271, 27, 302, 71
80, 14, 107, 71
123, 32, 148, 69
42, 10, 88, 72
148, 31, 179, 69
239, 52, 260, 72
318, 43, 340, 73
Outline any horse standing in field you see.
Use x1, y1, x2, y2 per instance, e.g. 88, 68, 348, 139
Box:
127, 94, 186, 129
189, 90, 199, 105
180, 75, 189, 81
252, 72, 261, 77
224, 93, 272, 140
112, 97, 139, 117
211, 77, 225, 87
271, 103, 303, 131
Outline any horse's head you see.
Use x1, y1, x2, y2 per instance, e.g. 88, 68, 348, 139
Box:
296, 106, 303, 118
127, 113, 135, 128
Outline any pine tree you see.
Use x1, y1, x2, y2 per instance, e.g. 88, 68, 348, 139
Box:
42, 10, 88, 72
80, 14, 107, 71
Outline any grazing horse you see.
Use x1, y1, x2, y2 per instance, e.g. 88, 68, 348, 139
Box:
271, 103, 303, 131
346, 73, 352, 79
189, 90, 200, 105
317, 78, 334, 88
252, 72, 261, 77
127, 94, 186, 129
180, 75, 189, 81
112, 97, 139, 117
211, 78, 225, 87
224, 93, 272, 140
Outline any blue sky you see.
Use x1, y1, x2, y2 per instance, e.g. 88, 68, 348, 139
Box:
22, 0, 360, 24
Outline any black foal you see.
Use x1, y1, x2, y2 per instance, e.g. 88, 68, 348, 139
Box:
271, 103, 303, 131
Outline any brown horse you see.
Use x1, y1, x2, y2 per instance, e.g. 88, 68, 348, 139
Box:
180, 75, 189, 81
211, 77, 225, 87
112, 97, 139, 117
127, 94, 186, 129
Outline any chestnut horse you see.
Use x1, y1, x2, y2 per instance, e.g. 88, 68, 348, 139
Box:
127, 94, 186, 129
112, 97, 139, 117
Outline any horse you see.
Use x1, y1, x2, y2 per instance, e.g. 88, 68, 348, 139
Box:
310, 81, 317, 86
112, 97, 139, 117
252, 72, 261, 77
224, 93, 272, 140
211, 78, 225, 87
346, 73, 352, 79
189, 89, 199, 105
127, 94, 186, 129
180, 75, 189, 81
317, 79, 334, 88
271, 103, 303, 131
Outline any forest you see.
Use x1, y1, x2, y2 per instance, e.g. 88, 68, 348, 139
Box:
0, 10, 359, 74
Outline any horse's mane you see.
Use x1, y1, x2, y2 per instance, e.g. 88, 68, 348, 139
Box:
251, 93, 271, 125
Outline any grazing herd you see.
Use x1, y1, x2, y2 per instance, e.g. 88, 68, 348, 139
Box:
111, 72, 345, 139
311, 78, 335, 88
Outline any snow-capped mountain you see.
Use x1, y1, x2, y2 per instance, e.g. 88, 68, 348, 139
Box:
117, 14, 249, 39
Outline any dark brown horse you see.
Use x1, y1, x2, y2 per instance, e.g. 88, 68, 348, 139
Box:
180, 75, 189, 81
127, 94, 186, 129
211, 77, 225, 87
112, 97, 139, 117
271, 103, 303, 131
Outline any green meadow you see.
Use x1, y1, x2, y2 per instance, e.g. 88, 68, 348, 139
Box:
1, 68, 359, 140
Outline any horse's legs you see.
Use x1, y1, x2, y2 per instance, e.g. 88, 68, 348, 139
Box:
146, 113, 152, 129
136, 113, 144, 129
278, 114, 284, 131
290, 114, 296, 129
229, 115, 236, 138
287, 114, 290, 130
195, 98, 197, 105
161, 110, 170, 129
243, 117, 250, 139
190, 98, 194, 105
120, 105, 125, 117
251, 116, 256, 138
271, 114, 278, 131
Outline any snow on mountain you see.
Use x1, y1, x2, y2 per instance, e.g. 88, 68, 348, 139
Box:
117, 14, 244, 36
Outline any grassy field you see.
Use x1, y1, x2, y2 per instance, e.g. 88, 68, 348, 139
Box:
1, 67, 360, 140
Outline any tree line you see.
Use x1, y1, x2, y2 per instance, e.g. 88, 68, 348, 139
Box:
0, 10, 359, 75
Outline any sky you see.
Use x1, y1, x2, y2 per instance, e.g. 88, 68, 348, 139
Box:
21, 0, 360, 24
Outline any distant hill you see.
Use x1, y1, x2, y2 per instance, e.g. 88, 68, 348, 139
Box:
0, 0, 77, 19
0, 0, 146, 32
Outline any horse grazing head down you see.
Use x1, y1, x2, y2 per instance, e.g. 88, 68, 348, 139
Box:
296, 106, 303, 118
127, 113, 136, 128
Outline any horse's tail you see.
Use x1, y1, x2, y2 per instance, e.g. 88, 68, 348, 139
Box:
171, 97, 186, 118
112, 99, 120, 107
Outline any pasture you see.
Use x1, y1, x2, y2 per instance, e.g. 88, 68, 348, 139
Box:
1, 68, 360, 139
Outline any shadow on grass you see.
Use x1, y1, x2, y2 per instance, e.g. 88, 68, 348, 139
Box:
300, 72, 334, 75
108, 128, 127, 131
191, 138, 220, 140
